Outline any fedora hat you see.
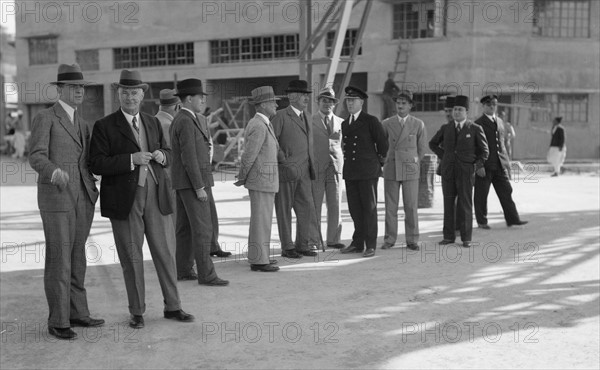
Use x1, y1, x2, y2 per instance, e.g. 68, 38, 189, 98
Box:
50, 64, 91, 85
316, 86, 338, 103
394, 90, 413, 103
250, 86, 280, 105
112, 70, 149, 91
344, 85, 368, 100
175, 78, 207, 97
157, 89, 180, 106
285, 80, 312, 94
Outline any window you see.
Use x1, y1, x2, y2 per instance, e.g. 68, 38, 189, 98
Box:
76, 49, 99, 71
210, 34, 299, 64
28, 36, 57, 65
325, 29, 363, 57
533, 0, 591, 38
530, 93, 588, 123
412, 93, 445, 112
113, 42, 194, 69
393, 1, 443, 40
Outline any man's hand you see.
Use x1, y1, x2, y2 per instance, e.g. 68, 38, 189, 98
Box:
51, 168, 70, 189
151, 150, 164, 163
195, 188, 207, 201
476, 167, 486, 177
132, 152, 152, 165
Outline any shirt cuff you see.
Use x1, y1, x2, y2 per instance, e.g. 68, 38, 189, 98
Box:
130, 154, 135, 171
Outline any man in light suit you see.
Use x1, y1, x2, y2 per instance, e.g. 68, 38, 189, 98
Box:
154, 89, 180, 147
311, 87, 345, 249
90, 70, 194, 329
474, 95, 528, 229
170, 78, 229, 286
272, 79, 319, 258
429, 95, 489, 247
29, 64, 103, 340
381, 90, 428, 251
235, 86, 280, 272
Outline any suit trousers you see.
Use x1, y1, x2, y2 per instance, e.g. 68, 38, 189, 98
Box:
275, 170, 319, 251
110, 179, 181, 316
345, 178, 379, 250
41, 183, 94, 328
383, 179, 419, 245
208, 191, 222, 253
442, 169, 473, 242
474, 167, 520, 225
175, 188, 218, 283
312, 166, 342, 245
248, 190, 276, 265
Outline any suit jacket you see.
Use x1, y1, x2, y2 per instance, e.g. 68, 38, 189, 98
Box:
238, 113, 279, 193
29, 102, 98, 211
475, 114, 510, 176
550, 125, 565, 149
155, 110, 174, 146
312, 112, 343, 174
341, 111, 388, 180
169, 109, 214, 190
271, 105, 316, 182
382, 114, 428, 181
429, 120, 489, 180
89, 109, 172, 220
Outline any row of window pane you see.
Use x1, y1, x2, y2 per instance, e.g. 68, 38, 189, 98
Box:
114, 43, 194, 69
210, 34, 299, 64
530, 93, 588, 122
325, 29, 363, 57
29, 37, 58, 65
393, 1, 437, 40
534, 0, 590, 38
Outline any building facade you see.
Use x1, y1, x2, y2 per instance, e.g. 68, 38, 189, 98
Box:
13, 0, 600, 159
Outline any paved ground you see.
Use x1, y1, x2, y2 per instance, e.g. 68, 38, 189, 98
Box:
1, 156, 599, 369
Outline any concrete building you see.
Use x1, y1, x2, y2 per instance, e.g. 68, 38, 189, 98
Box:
1, 24, 17, 139
14, 0, 600, 159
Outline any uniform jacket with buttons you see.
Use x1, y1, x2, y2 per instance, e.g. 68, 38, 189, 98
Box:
341, 110, 388, 180
312, 112, 343, 175
382, 114, 428, 181
475, 114, 511, 176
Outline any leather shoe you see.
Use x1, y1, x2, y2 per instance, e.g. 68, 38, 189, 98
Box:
327, 243, 345, 249
281, 250, 302, 258
178, 268, 198, 281
129, 315, 144, 329
70, 317, 105, 327
407, 243, 419, 251
251, 264, 280, 272
199, 277, 229, 286
439, 239, 455, 245
269, 259, 278, 264
478, 223, 491, 229
210, 250, 232, 257
508, 220, 528, 227
298, 250, 317, 257
341, 244, 363, 254
48, 327, 77, 340
164, 309, 195, 322
362, 248, 375, 257
462, 241, 472, 248
381, 243, 394, 250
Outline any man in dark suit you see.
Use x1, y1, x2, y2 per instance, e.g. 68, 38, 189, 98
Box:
339, 86, 388, 258
547, 116, 566, 176
429, 95, 489, 247
311, 86, 345, 249
29, 64, 104, 340
272, 79, 319, 258
169, 78, 229, 286
474, 95, 528, 229
89, 70, 194, 329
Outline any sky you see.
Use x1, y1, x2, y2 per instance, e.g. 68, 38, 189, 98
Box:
1, 0, 16, 35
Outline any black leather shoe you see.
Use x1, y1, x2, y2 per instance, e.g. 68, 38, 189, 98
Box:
327, 243, 345, 249
269, 259, 278, 264
281, 250, 302, 259
362, 248, 375, 257
210, 250, 232, 257
48, 327, 77, 340
177, 268, 198, 281
199, 277, 229, 286
508, 220, 528, 227
478, 223, 491, 229
381, 243, 394, 250
129, 315, 144, 329
407, 243, 419, 251
251, 264, 280, 272
164, 309, 195, 322
298, 250, 318, 257
439, 239, 455, 245
70, 317, 105, 327
341, 244, 363, 254
462, 241, 472, 248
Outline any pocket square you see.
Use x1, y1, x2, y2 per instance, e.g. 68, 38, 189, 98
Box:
466, 134, 471, 138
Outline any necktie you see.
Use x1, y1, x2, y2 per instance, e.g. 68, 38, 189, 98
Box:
132, 116, 139, 134
349, 115, 354, 125
325, 116, 332, 135
456, 123, 461, 135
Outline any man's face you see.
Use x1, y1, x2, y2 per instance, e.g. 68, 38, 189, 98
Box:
395, 97, 412, 117
119, 87, 144, 115
261, 100, 278, 117
345, 97, 363, 115
444, 108, 453, 121
318, 97, 336, 115
482, 99, 498, 116
453, 106, 468, 121
58, 84, 85, 107
289, 92, 310, 110
189, 94, 207, 113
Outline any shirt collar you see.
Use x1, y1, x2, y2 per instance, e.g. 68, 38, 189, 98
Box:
256, 112, 270, 123
319, 111, 333, 121
397, 114, 409, 123
181, 107, 196, 117
120, 108, 140, 126
58, 100, 75, 122
351, 110, 362, 121
485, 114, 496, 121
290, 105, 302, 117
455, 118, 467, 128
